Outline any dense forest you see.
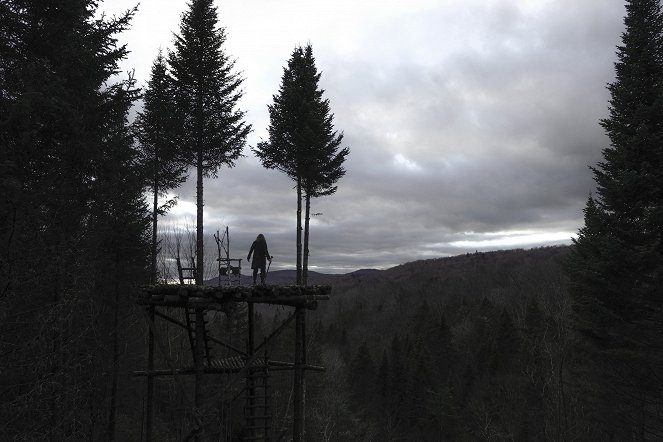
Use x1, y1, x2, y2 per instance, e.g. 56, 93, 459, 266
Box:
2, 0, 663, 440
306, 246, 582, 441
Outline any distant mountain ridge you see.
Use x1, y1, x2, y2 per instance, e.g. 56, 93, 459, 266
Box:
205, 246, 570, 287
204, 268, 350, 286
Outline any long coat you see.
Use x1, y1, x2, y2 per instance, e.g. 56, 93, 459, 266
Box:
248, 239, 270, 270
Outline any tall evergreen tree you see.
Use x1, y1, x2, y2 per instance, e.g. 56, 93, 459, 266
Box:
347, 341, 376, 414
388, 334, 407, 419
254, 44, 348, 285
0, 1, 148, 439
297, 46, 349, 286
168, 0, 250, 284
135, 51, 188, 283
568, 0, 663, 437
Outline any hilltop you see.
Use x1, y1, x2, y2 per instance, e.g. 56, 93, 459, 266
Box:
301, 245, 577, 441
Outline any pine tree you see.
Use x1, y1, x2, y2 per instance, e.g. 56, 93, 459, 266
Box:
168, 0, 250, 284
568, 0, 663, 437
376, 349, 390, 407
135, 51, 188, 283
254, 44, 348, 285
85, 73, 150, 439
297, 45, 349, 286
347, 341, 376, 414
388, 335, 407, 419
0, 1, 147, 439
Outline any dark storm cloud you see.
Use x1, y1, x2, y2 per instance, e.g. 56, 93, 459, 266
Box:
283, 0, 626, 271
104, 0, 627, 272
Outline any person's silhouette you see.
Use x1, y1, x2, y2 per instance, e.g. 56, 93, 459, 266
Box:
247, 234, 272, 284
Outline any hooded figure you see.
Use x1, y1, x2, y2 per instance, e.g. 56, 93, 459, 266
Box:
247, 234, 271, 284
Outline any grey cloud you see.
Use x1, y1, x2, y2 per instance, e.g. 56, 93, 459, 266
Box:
157, 0, 625, 273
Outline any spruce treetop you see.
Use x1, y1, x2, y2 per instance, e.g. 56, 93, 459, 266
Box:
136, 50, 188, 195
255, 44, 348, 194
568, 1, 663, 433
168, 0, 250, 176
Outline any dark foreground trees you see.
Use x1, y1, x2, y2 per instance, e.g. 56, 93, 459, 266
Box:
0, 1, 149, 439
135, 51, 188, 284
568, 0, 663, 438
168, 0, 250, 285
255, 44, 348, 285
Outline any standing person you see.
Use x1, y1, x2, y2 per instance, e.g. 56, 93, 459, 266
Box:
247, 234, 272, 285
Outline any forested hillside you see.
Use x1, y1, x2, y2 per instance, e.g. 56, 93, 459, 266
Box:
3, 0, 662, 440
303, 246, 586, 441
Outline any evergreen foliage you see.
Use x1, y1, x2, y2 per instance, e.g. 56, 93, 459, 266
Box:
302, 247, 580, 441
568, 0, 663, 437
135, 51, 188, 283
346, 341, 376, 414
254, 44, 348, 285
0, 1, 149, 439
168, 0, 250, 283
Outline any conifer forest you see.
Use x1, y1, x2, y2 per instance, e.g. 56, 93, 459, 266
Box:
1, 0, 663, 441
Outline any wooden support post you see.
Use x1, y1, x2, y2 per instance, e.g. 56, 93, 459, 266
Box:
140, 306, 201, 437
194, 308, 205, 441
247, 302, 255, 439
248, 302, 254, 355
293, 306, 306, 441
145, 306, 155, 441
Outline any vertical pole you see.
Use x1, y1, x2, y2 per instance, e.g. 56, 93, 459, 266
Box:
296, 178, 302, 285
145, 306, 155, 441
215, 230, 221, 286
195, 148, 204, 286
248, 303, 255, 356
226, 226, 231, 285
264, 337, 271, 441
302, 308, 306, 431
302, 194, 310, 286
151, 188, 158, 284
194, 308, 205, 441
247, 302, 255, 438
293, 306, 305, 441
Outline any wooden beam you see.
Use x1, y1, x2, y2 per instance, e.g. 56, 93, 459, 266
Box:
253, 310, 297, 354
293, 307, 305, 442
145, 306, 154, 442
153, 309, 246, 356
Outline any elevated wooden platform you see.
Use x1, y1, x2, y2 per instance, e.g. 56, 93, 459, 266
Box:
133, 356, 324, 377
138, 283, 328, 441
137, 284, 331, 310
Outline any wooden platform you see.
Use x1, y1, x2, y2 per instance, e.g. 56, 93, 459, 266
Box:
133, 356, 325, 377
137, 284, 332, 310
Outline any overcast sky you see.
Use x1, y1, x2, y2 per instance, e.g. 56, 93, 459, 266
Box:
100, 0, 626, 273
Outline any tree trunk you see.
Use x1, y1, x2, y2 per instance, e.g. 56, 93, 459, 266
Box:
108, 261, 120, 441
303, 192, 311, 286
196, 148, 204, 285
50, 230, 67, 441
145, 307, 155, 442
293, 307, 306, 441
151, 182, 158, 284
194, 308, 205, 441
296, 177, 302, 285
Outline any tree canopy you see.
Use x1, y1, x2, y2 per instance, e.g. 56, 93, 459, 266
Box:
135, 50, 188, 283
0, 1, 149, 439
168, 0, 250, 283
568, 0, 663, 437
254, 44, 348, 284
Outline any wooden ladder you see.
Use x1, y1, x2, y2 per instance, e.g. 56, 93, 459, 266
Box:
243, 364, 272, 441
185, 307, 212, 366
